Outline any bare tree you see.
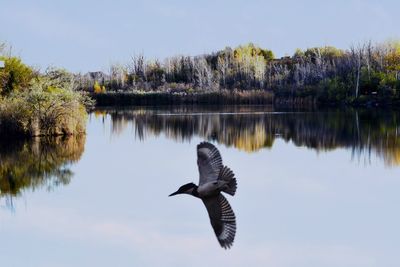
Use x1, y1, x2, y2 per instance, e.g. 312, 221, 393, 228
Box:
350, 44, 365, 98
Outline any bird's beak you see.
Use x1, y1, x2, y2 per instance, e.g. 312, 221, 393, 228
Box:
169, 190, 180, 197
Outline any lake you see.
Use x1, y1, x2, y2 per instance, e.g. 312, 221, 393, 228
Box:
1, 106, 400, 267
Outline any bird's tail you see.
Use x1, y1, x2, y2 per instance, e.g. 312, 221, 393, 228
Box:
218, 166, 237, 196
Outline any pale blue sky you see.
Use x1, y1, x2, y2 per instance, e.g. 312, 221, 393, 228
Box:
1, 0, 399, 72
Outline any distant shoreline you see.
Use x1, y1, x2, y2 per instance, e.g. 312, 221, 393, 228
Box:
90, 90, 274, 106
90, 90, 400, 108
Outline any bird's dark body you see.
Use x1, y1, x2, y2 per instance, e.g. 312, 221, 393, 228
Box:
169, 141, 237, 249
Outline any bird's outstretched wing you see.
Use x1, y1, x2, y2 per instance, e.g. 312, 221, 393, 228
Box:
197, 142, 223, 185
202, 194, 236, 249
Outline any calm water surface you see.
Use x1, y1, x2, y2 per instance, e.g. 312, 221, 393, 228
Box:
1, 106, 400, 267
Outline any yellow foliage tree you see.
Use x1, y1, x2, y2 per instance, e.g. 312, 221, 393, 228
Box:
385, 41, 400, 80
93, 81, 102, 93
232, 44, 272, 82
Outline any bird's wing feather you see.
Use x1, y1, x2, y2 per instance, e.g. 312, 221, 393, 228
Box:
202, 194, 236, 249
197, 142, 223, 185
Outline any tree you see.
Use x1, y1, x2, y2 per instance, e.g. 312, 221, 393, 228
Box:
385, 41, 400, 81
350, 44, 365, 98
93, 81, 102, 93
0, 56, 35, 96
194, 56, 213, 89
217, 50, 231, 88
109, 63, 127, 90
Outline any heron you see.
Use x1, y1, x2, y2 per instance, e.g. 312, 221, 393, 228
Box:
169, 141, 237, 249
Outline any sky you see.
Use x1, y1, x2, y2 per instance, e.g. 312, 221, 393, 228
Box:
1, 0, 400, 72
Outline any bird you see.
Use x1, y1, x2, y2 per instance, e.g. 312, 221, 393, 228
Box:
169, 141, 238, 249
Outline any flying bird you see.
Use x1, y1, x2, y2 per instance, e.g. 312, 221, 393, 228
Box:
169, 142, 237, 249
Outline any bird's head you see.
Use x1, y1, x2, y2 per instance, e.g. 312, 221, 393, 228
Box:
169, 182, 197, 196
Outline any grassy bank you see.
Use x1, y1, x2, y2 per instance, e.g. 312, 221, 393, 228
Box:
91, 90, 274, 106
0, 85, 89, 137
90, 88, 400, 108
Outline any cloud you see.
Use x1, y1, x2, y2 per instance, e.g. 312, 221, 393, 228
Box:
1, 205, 379, 267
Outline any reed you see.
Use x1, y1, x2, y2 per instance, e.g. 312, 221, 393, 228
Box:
91, 90, 274, 106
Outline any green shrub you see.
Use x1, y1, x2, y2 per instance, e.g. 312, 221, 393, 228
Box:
0, 56, 36, 96
0, 74, 93, 137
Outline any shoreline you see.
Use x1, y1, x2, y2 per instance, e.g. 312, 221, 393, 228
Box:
89, 91, 400, 108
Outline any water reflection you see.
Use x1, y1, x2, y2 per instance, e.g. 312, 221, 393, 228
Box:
0, 135, 85, 204
94, 106, 400, 166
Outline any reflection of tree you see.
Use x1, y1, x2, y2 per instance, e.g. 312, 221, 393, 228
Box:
0, 135, 85, 202
98, 107, 400, 166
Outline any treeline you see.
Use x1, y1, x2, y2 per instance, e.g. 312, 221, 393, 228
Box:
79, 41, 400, 104
2, 40, 399, 108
